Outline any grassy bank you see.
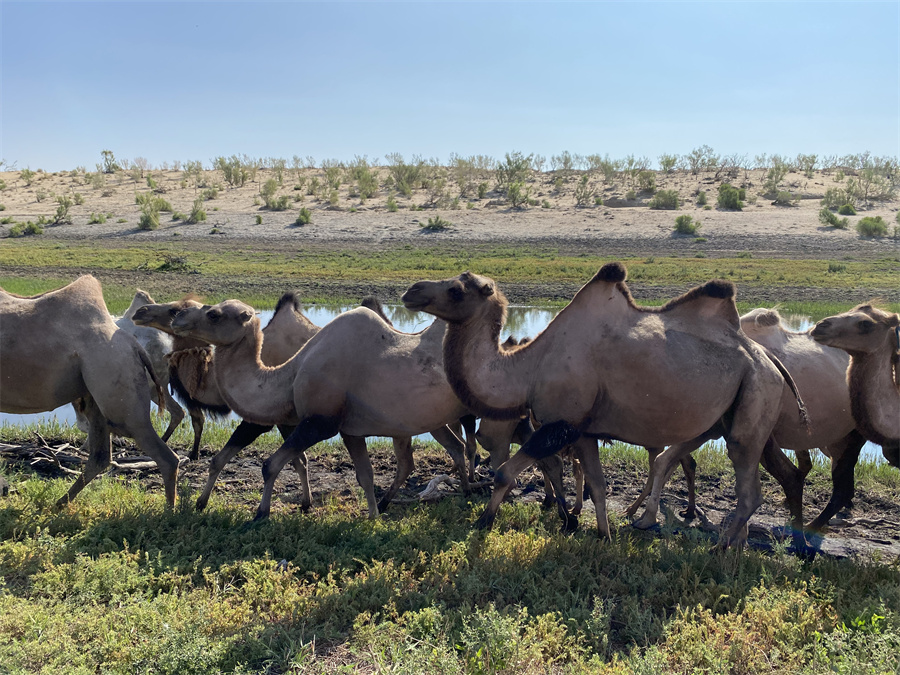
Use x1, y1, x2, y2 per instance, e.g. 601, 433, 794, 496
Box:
1, 422, 899, 674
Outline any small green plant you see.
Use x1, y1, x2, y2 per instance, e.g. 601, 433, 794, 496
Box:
593, 195, 603, 206
88, 212, 107, 224
541, 199, 552, 208
0, 215, 13, 224
255, 214, 263, 225
386, 195, 399, 212
819, 208, 849, 229
827, 262, 847, 273
0, 178, 6, 190
507, 181, 530, 208
737, 251, 753, 258
138, 205, 160, 230
625, 189, 636, 200
637, 170, 656, 192
553, 176, 564, 193
477, 182, 488, 199
8, 221, 43, 237
349, 207, 358, 213
116, 217, 127, 223
146, 175, 158, 190
674, 214, 699, 234
696, 190, 708, 206
574, 175, 595, 206
201, 187, 219, 201
171, 211, 186, 221
328, 190, 339, 207
99, 149, 120, 173
856, 215, 887, 237
717, 183, 744, 210
20, 168, 36, 185
73, 193, 85, 205
295, 207, 312, 225
53, 195, 73, 224
467, 201, 475, 209
648, 189, 679, 210
187, 198, 206, 224
35, 189, 48, 203
773, 190, 795, 206
209, 227, 221, 235
838, 203, 856, 216
422, 215, 451, 231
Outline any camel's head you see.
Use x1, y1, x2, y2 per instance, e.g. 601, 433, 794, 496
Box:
811, 304, 900, 356
402, 271, 506, 323
122, 289, 157, 321
170, 299, 259, 346
132, 297, 204, 333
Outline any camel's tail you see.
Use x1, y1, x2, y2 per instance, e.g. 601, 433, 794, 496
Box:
762, 346, 809, 432
138, 346, 166, 416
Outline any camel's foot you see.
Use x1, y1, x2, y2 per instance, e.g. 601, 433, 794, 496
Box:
570, 504, 583, 516
680, 505, 697, 521
561, 513, 579, 534
541, 494, 555, 510
632, 510, 659, 530
195, 495, 210, 512
187, 450, 201, 462
376, 497, 391, 513
474, 511, 496, 531
624, 502, 641, 519
53, 496, 70, 511
251, 509, 270, 524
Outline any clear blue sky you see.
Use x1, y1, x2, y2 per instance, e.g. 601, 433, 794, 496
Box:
2, 1, 898, 172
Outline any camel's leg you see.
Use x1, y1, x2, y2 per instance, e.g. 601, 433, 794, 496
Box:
634, 436, 707, 529
795, 449, 814, 480
341, 434, 378, 519
459, 414, 479, 481
475, 420, 580, 530
130, 423, 180, 508
186, 404, 206, 462
572, 457, 584, 515
759, 438, 807, 551
680, 454, 698, 519
625, 446, 664, 519
883, 442, 900, 468
430, 424, 471, 494
158, 389, 185, 445
56, 397, 112, 509
255, 415, 341, 521
808, 430, 866, 531
279, 424, 312, 513
572, 437, 610, 538
196, 421, 275, 511
377, 436, 414, 513
535, 455, 577, 530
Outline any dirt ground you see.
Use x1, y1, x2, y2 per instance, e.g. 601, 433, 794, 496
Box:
3, 436, 898, 560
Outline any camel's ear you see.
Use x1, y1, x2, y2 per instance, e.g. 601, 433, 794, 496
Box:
479, 281, 495, 297
239, 310, 254, 324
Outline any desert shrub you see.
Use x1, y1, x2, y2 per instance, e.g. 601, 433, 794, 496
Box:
187, 199, 206, 224
213, 155, 252, 187
8, 221, 43, 237
35, 189, 48, 203
658, 153, 678, 173
828, 262, 847, 273
201, 187, 219, 201
171, 212, 186, 221
0, 178, 6, 190
818, 208, 849, 229
422, 215, 451, 231
295, 208, 311, 226
73, 193, 85, 205
574, 175, 595, 206
648, 189, 679, 210
307, 176, 320, 196
53, 195, 73, 224
838, 203, 856, 216
138, 205, 160, 230
637, 170, 656, 192
674, 214, 699, 234
135, 193, 172, 212
495, 151, 532, 195
696, 190, 708, 206
88, 212, 107, 224
328, 190, 339, 206
20, 168, 36, 185
507, 181, 530, 208
594, 195, 603, 206
761, 160, 789, 197
856, 216, 887, 237
0, 216, 11, 223
268, 195, 291, 211
386, 195, 398, 212
0, 204, 4, 211
477, 182, 488, 199
553, 176, 564, 193
355, 166, 379, 200
773, 190, 795, 206
324, 164, 342, 190
542, 199, 552, 208
99, 150, 120, 173
146, 175, 158, 190
717, 183, 744, 210
625, 189, 636, 200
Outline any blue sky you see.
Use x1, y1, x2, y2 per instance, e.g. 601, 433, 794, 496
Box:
2, 1, 898, 171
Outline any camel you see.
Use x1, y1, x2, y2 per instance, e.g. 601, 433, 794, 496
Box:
169, 299, 499, 521
631, 307, 867, 533
402, 263, 807, 547
811, 304, 900, 466
0, 276, 179, 506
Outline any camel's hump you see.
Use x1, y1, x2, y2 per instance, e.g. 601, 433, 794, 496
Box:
590, 262, 627, 284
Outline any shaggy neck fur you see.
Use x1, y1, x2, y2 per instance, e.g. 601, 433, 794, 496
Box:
442, 291, 528, 420
847, 332, 900, 445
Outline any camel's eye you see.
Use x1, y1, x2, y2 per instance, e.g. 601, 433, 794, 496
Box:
207, 310, 221, 323
448, 285, 464, 302
168, 308, 179, 316
857, 319, 875, 333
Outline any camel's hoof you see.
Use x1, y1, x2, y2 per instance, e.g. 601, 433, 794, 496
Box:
632, 513, 659, 530
52, 498, 69, 512
561, 514, 579, 534
474, 513, 495, 530
570, 506, 583, 517
195, 497, 209, 512
187, 452, 200, 463
376, 498, 391, 513
251, 511, 270, 524
680, 507, 697, 521
540, 495, 555, 510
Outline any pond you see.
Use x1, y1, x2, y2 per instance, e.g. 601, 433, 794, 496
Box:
0, 306, 884, 462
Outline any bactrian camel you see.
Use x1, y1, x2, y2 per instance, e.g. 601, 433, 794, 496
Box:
170, 300, 486, 520
0, 276, 180, 506
631, 307, 866, 534
402, 263, 807, 547
812, 304, 900, 467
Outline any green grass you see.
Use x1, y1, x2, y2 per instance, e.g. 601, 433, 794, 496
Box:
1, 425, 899, 674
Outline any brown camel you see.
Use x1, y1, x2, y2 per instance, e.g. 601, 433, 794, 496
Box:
0, 276, 179, 506
169, 300, 487, 521
812, 304, 900, 466
632, 307, 867, 533
402, 263, 806, 547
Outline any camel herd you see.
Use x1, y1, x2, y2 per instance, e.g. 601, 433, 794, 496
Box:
1, 266, 898, 551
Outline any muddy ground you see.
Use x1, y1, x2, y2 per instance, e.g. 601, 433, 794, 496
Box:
4, 436, 898, 560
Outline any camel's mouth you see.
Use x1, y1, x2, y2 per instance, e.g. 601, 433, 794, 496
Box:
401, 289, 430, 311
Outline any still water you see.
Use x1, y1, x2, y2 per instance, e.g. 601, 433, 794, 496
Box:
0, 306, 883, 462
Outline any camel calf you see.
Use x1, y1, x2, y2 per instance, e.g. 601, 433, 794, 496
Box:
0, 276, 179, 506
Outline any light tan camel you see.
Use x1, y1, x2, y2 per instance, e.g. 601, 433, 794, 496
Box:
812, 304, 900, 466
0, 276, 179, 506
402, 263, 806, 547
170, 300, 483, 521
631, 307, 867, 533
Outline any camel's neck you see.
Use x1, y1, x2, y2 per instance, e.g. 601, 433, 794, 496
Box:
172, 334, 212, 352
211, 328, 298, 424
848, 345, 900, 444
442, 301, 532, 420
